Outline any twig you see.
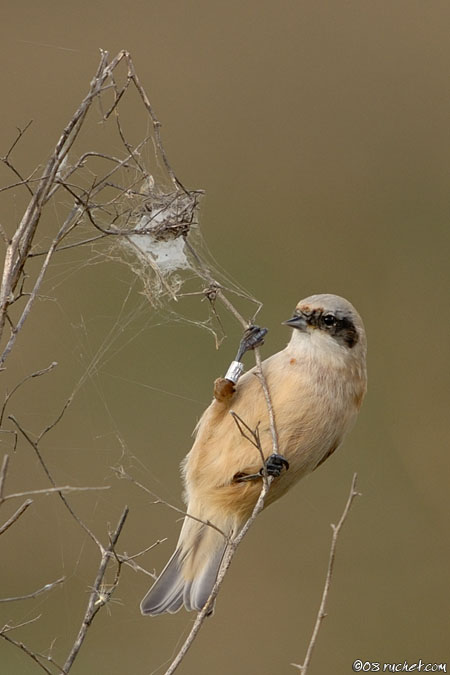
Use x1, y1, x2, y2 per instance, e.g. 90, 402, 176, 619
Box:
1, 614, 42, 634
0, 362, 57, 426
0, 576, 65, 603
62, 506, 129, 673
230, 412, 262, 451
9, 414, 104, 549
114, 465, 227, 540
0, 453, 9, 499
0, 615, 55, 675
37, 395, 73, 443
291, 473, 361, 674
0, 633, 53, 675
2, 485, 110, 501
120, 538, 167, 562
0, 499, 32, 535
118, 539, 167, 579
0, 207, 83, 367
253, 347, 279, 455
0, 121, 35, 197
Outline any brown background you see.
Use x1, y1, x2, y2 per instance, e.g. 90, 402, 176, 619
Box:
1, 2, 449, 674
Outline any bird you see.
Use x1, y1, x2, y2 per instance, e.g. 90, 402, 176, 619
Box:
140, 293, 367, 616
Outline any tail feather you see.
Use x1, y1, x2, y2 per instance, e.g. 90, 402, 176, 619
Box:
183, 540, 227, 612
140, 548, 185, 615
140, 517, 228, 616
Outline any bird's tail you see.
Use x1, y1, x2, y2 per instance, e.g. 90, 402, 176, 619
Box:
140, 511, 232, 616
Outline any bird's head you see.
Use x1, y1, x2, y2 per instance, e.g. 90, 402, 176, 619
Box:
283, 293, 367, 369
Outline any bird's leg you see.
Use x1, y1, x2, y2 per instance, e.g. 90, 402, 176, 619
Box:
222, 325, 268, 389
215, 325, 268, 404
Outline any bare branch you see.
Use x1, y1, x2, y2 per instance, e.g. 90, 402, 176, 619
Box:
114, 465, 227, 540
0, 362, 58, 426
118, 539, 167, 579
1, 614, 42, 634
291, 473, 361, 674
62, 507, 129, 673
0, 499, 32, 535
0, 615, 55, 675
3, 485, 110, 501
253, 347, 279, 455
9, 415, 104, 550
0, 633, 54, 675
0, 576, 65, 603
0, 121, 35, 197
0, 453, 9, 500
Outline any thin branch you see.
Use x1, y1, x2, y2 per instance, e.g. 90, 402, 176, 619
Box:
125, 56, 185, 191
230, 411, 262, 451
0, 362, 58, 426
0, 206, 83, 367
2, 121, 34, 164
114, 465, 227, 540
62, 506, 129, 673
0, 615, 54, 675
253, 347, 279, 455
0, 121, 35, 197
0, 576, 65, 603
1, 614, 42, 634
3, 485, 110, 501
120, 538, 167, 562
118, 539, 167, 579
9, 415, 103, 550
291, 473, 361, 674
29, 233, 107, 257
37, 395, 73, 443
0, 499, 32, 535
0, 453, 9, 499
0, 634, 53, 675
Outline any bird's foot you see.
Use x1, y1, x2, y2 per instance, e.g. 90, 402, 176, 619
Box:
260, 453, 290, 478
235, 325, 268, 361
233, 454, 290, 483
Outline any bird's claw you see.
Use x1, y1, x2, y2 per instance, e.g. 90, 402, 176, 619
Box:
236, 325, 268, 361
233, 454, 289, 483
260, 453, 290, 478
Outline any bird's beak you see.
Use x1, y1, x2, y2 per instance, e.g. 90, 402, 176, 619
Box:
282, 313, 308, 331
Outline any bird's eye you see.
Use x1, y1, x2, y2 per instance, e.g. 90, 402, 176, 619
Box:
323, 314, 337, 327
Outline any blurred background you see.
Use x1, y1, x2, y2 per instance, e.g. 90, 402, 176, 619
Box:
0, 2, 449, 674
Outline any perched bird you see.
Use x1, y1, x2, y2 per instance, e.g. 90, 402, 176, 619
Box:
141, 293, 367, 616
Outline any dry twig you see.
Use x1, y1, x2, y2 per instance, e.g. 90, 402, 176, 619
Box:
0, 615, 56, 675
0, 498, 32, 535
9, 414, 104, 549
291, 473, 361, 674
62, 507, 129, 673
0, 576, 65, 603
